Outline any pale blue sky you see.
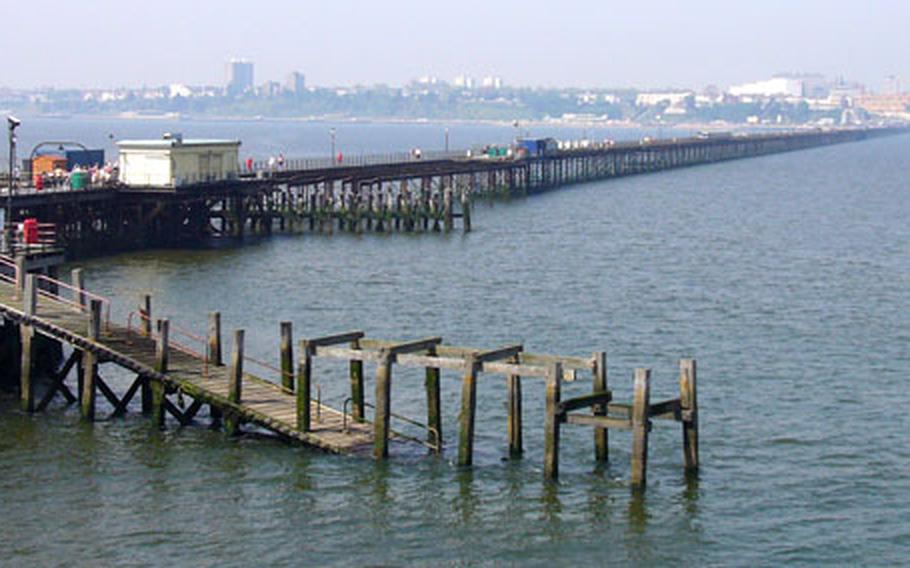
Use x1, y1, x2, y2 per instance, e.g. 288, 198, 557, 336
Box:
1, 0, 907, 91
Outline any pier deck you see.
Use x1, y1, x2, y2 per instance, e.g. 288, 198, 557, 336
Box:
0, 277, 377, 454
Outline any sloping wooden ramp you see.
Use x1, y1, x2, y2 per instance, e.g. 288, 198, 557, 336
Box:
0, 276, 379, 455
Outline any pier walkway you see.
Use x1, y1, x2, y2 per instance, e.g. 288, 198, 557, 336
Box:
1, 253, 699, 488
7, 126, 907, 258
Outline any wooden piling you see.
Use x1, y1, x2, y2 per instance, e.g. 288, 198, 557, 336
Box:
425, 345, 442, 452
139, 294, 151, 336
544, 362, 562, 480
19, 274, 37, 412
457, 355, 480, 467
71, 268, 85, 308
349, 338, 364, 422
296, 340, 313, 432
206, 312, 223, 424
373, 349, 393, 459
225, 329, 244, 436
461, 189, 471, 233
593, 351, 609, 462
80, 299, 102, 420
443, 186, 454, 232
140, 294, 153, 414
506, 355, 523, 458
151, 319, 169, 429
630, 368, 651, 489
679, 358, 699, 472
280, 321, 294, 391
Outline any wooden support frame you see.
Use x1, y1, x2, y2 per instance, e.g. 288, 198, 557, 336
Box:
80, 299, 102, 421
296, 340, 314, 433
349, 338, 365, 422
151, 319, 168, 429
457, 355, 480, 467
36, 350, 79, 411
208, 312, 223, 426
506, 353, 522, 459
592, 351, 609, 462
373, 349, 393, 459
425, 344, 442, 452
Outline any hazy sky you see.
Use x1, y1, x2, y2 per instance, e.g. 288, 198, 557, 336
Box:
1, 0, 907, 91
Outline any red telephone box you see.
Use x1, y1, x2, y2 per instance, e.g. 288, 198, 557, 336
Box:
23, 218, 39, 245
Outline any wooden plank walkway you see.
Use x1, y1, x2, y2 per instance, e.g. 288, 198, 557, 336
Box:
0, 280, 380, 455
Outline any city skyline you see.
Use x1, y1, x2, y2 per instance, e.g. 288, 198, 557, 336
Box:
1, 0, 907, 91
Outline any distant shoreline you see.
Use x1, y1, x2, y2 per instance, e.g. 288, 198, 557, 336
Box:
17, 111, 814, 133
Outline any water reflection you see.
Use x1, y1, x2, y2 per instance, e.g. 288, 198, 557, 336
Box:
453, 469, 479, 524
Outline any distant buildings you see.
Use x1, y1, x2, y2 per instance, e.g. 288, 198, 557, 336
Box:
226, 59, 254, 96
729, 77, 804, 98
286, 71, 306, 95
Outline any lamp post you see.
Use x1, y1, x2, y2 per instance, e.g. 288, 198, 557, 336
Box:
330, 128, 336, 163
444, 127, 449, 153
6, 115, 21, 255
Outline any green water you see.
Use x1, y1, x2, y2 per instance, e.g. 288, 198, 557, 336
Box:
2, 122, 909, 566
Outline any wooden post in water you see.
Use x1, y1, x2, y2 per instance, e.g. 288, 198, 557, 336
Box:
461, 188, 471, 233
543, 362, 562, 480
373, 349, 393, 459
296, 340, 313, 432
443, 186, 453, 232
71, 268, 85, 309
425, 345, 442, 452
80, 299, 102, 420
679, 358, 699, 473
349, 338, 364, 422
151, 319, 169, 429
225, 329, 244, 436
593, 351, 609, 462
457, 354, 480, 467
19, 274, 37, 412
506, 354, 523, 459
630, 368, 651, 489
208, 312, 223, 426
280, 321, 294, 391
140, 294, 153, 414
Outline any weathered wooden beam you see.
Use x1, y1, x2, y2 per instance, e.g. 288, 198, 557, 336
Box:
630, 368, 651, 490
314, 345, 380, 362
308, 330, 365, 348
564, 413, 633, 430
593, 351, 608, 462
457, 355, 480, 467
280, 321, 294, 390
474, 344, 523, 364
207, 312, 223, 426
373, 349, 393, 459
296, 340, 313, 432
557, 390, 613, 415
95, 374, 122, 409
110, 375, 144, 417
386, 336, 443, 356
36, 350, 80, 411
140, 295, 153, 415
648, 398, 682, 420
680, 358, 699, 472
544, 362, 563, 480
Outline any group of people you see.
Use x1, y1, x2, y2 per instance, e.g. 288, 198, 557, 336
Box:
33, 162, 118, 190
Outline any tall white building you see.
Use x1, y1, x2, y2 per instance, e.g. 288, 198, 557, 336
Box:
286, 71, 306, 95
226, 59, 254, 96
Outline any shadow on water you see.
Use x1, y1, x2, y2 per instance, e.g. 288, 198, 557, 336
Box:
453, 469, 479, 524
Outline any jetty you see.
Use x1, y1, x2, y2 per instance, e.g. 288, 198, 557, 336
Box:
6, 126, 906, 258
1, 253, 697, 488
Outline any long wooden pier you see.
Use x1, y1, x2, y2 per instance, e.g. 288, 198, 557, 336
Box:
8, 126, 907, 258
1, 254, 697, 488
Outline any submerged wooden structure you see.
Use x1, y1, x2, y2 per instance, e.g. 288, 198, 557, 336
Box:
1, 254, 697, 488
7, 126, 906, 258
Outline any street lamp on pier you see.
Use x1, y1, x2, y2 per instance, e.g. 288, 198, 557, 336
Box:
330, 128, 336, 163
445, 127, 450, 153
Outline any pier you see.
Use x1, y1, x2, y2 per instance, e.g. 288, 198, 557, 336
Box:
1, 253, 696, 488
6, 126, 906, 258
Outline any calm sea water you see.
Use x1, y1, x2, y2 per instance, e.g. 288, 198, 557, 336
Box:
1, 118, 909, 566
